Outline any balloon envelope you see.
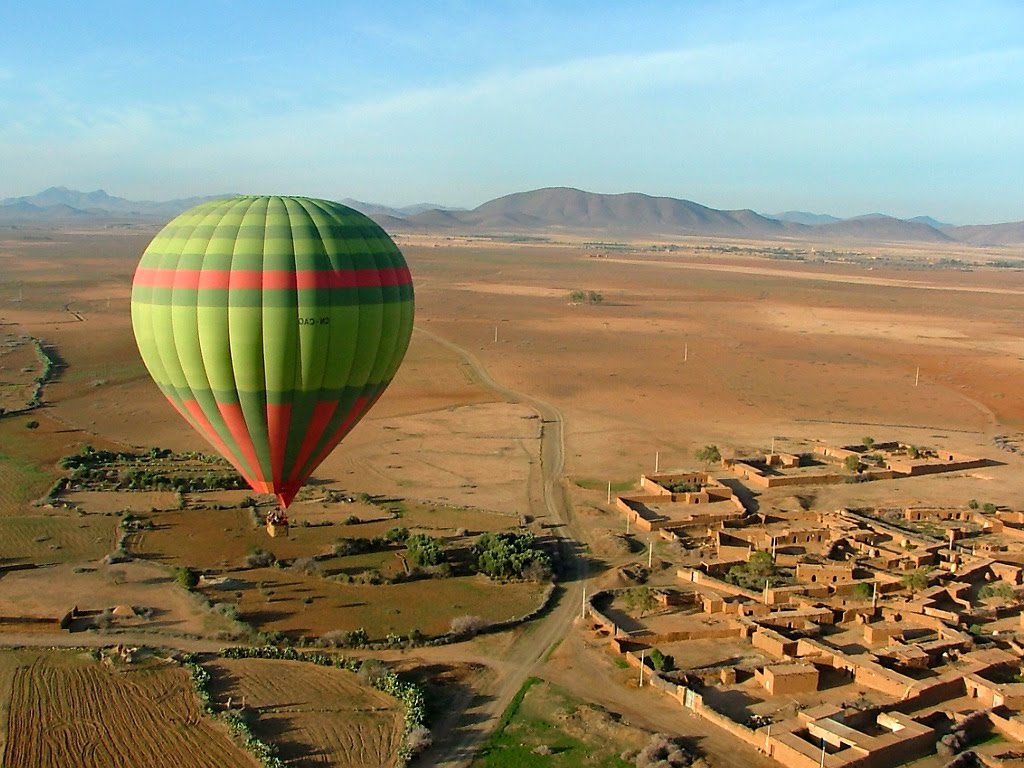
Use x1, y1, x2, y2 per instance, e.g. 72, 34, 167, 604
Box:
131, 196, 414, 508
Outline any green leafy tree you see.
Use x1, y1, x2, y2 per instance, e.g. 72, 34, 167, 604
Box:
862, 436, 875, 449
852, 583, 873, 600
624, 586, 657, 617
726, 551, 784, 591
569, 290, 587, 303
474, 531, 551, 580
406, 534, 445, 567
694, 444, 721, 467
844, 454, 861, 472
174, 566, 199, 590
587, 291, 604, 304
649, 647, 675, 672
900, 569, 930, 595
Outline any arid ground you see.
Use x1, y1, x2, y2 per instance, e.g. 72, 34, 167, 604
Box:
1, 225, 1023, 766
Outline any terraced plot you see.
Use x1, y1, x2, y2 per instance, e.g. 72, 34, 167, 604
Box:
206, 657, 402, 768
0, 651, 255, 768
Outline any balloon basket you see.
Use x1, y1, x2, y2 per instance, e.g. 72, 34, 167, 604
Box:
266, 522, 289, 538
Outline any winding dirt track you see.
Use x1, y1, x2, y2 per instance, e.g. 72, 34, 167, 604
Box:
411, 327, 587, 768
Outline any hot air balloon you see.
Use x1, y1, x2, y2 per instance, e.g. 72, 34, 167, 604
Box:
131, 196, 414, 534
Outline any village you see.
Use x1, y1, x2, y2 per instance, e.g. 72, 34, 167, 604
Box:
587, 438, 1024, 768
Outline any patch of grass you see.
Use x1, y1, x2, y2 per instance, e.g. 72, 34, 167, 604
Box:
573, 478, 634, 493
0, 452, 53, 509
474, 678, 634, 768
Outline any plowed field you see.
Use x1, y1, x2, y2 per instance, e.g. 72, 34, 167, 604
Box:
0, 651, 255, 768
206, 657, 402, 767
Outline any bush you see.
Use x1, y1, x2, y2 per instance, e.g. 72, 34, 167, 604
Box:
649, 647, 674, 672
357, 659, 388, 686
288, 557, 321, 576
980, 581, 1015, 600
246, 548, 276, 568
406, 534, 445, 567
385, 526, 409, 543
174, 567, 199, 590
449, 615, 487, 637
474, 531, 550, 580
25, 420, 39, 430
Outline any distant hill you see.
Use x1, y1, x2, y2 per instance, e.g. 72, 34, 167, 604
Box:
340, 198, 466, 219
767, 211, 842, 226
907, 215, 952, 229
814, 215, 954, 243
2, 186, 1021, 244
948, 221, 1024, 246
0, 186, 232, 222
401, 187, 800, 237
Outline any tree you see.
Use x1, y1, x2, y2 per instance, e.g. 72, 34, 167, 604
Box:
649, 647, 675, 672
623, 586, 657, 617
474, 531, 551, 580
852, 583, 873, 600
587, 291, 604, 304
174, 566, 199, 590
25, 420, 39, 430
406, 534, 445, 567
983, 503, 998, 514
862, 436, 875, 449
569, 290, 587, 303
844, 454, 861, 472
726, 551, 784, 591
900, 569, 930, 595
968, 499, 980, 510
694, 445, 721, 467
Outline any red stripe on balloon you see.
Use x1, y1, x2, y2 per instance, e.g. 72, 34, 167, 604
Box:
265, 403, 292, 488
133, 266, 412, 290
216, 402, 267, 489
285, 400, 340, 487
178, 398, 259, 491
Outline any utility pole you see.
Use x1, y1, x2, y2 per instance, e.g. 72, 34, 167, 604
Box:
639, 650, 645, 687
915, 366, 920, 386
494, 326, 498, 343
581, 584, 587, 619
607, 481, 611, 504
626, 513, 630, 535
655, 451, 660, 473
684, 343, 688, 362
648, 540, 653, 568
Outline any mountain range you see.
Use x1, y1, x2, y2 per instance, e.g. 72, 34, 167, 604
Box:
2, 186, 1021, 245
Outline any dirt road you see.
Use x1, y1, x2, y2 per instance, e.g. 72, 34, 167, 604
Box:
412, 327, 588, 767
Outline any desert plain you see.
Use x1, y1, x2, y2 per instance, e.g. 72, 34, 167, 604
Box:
1, 223, 1024, 768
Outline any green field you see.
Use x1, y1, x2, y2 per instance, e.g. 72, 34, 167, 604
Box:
474, 678, 639, 768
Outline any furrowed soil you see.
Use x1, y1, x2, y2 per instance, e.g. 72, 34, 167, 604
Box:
0, 649, 255, 768
206, 657, 402, 768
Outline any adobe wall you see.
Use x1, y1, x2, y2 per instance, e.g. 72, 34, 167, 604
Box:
989, 709, 1024, 744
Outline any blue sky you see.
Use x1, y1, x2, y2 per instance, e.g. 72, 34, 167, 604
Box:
1, 1, 1021, 223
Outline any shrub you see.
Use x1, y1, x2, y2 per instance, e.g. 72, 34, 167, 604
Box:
357, 659, 388, 686
406, 534, 445, 567
474, 531, 550, 580
649, 647, 674, 672
288, 557, 321, 576
246, 548, 276, 568
385, 526, 409, 543
25, 420, 39, 430
449, 615, 487, 637
980, 581, 1015, 600
174, 567, 200, 590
